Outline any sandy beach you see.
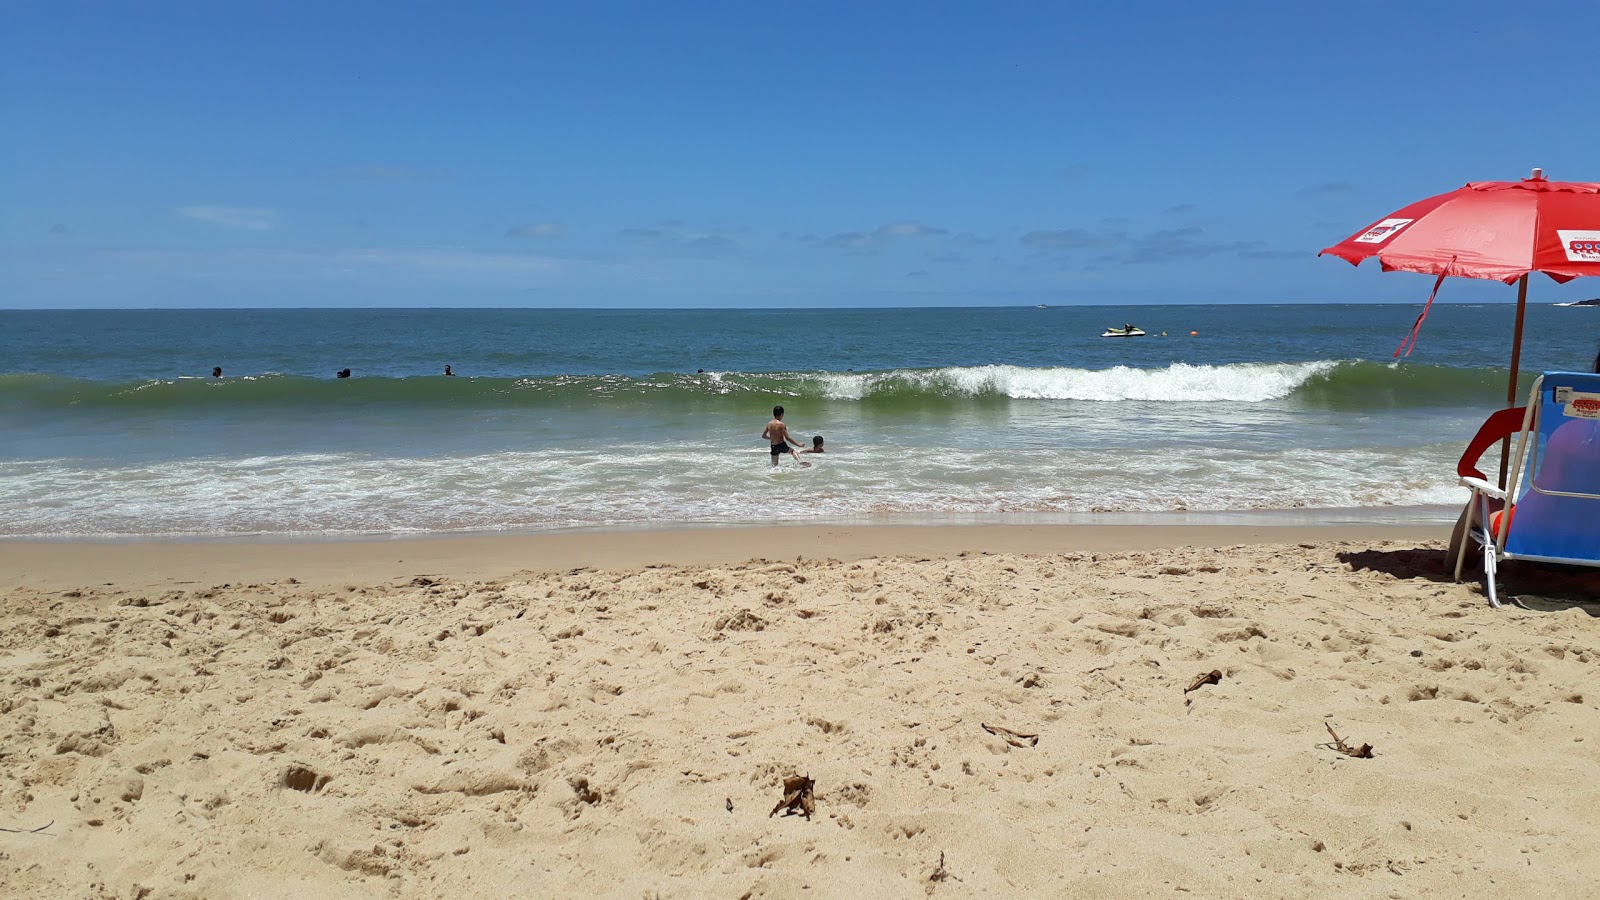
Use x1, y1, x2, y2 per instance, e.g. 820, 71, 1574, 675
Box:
3, 524, 1597, 898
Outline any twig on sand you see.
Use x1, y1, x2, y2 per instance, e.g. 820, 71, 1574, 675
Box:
1322, 722, 1374, 758
930, 850, 960, 884
981, 723, 1039, 748
1184, 670, 1223, 694
0, 820, 55, 835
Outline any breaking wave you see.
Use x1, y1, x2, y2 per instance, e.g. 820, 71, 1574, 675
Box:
0, 360, 1511, 413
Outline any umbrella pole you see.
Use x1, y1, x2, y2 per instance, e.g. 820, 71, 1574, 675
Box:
1497, 273, 1530, 489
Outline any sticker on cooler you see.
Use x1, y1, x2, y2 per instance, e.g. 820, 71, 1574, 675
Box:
1353, 218, 1413, 244
1561, 390, 1600, 419
1557, 230, 1600, 263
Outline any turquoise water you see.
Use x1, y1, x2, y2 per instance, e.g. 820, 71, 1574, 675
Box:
1, 304, 1595, 537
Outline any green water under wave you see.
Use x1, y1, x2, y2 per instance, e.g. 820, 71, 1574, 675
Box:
0, 360, 1525, 414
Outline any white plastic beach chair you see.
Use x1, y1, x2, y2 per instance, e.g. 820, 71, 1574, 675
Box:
1453, 371, 1600, 608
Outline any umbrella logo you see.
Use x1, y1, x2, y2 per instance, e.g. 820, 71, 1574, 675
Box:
1353, 218, 1413, 244
1557, 230, 1600, 262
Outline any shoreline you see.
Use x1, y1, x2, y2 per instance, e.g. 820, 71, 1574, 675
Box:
1, 520, 1449, 592
0, 503, 1463, 544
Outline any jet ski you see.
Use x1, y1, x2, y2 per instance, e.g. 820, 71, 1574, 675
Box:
1100, 325, 1147, 337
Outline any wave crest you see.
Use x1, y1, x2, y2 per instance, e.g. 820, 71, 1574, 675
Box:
808, 362, 1338, 402
0, 360, 1510, 411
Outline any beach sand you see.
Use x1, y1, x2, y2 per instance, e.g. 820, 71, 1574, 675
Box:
2, 525, 1597, 898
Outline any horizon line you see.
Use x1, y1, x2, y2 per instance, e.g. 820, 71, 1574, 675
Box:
0, 298, 1575, 313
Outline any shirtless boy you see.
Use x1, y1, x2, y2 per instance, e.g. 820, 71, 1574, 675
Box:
762, 406, 810, 467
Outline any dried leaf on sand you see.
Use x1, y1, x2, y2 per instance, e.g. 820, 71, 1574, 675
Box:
769, 775, 815, 819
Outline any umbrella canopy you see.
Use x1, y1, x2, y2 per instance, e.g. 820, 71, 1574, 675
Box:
1318, 169, 1600, 486
1320, 173, 1600, 283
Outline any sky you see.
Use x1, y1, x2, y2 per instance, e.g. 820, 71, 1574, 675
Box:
3, 1, 1599, 309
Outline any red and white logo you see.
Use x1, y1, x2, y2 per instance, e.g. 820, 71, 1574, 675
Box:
1566, 392, 1600, 420
1557, 230, 1600, 263
1353, 218, 1413, 244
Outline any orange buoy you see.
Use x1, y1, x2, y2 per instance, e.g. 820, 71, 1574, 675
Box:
1189, 330, 1198, 336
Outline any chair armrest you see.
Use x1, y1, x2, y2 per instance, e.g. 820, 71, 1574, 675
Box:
1456, 406, 1527, 480
1459, 476, 1507, 499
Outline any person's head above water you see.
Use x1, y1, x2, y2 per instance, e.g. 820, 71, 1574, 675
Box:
773, 405, 784, 419
211, 367, 222, 378
337, 368, 351, 378
812, 435, 824, 450
444, 365, 454, 376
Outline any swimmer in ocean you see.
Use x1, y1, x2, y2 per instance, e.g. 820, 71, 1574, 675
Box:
762, 405, 810, 467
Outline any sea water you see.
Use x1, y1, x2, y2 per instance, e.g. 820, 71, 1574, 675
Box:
1, 304, 1595, 538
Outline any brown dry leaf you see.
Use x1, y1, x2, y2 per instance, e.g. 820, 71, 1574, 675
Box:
981, 723, 1039, 748
1185, 670, 1223, 694
769, 774, 815, 819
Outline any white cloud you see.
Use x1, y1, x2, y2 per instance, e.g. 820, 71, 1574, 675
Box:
813, 220, 948, 253
179, 206, 277, 231
618, 221, 740, 256
333, 247, 556, 272
879, 221, 945, 238
324, 165, 447, 182
505, 223, 563, 239
103, 245, 559, 274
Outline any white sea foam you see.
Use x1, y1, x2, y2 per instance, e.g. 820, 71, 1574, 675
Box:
0, 439, 1464, 537
809, 361, 1341, 402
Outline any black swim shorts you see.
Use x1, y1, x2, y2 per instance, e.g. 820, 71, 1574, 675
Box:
770, 442, 791, 456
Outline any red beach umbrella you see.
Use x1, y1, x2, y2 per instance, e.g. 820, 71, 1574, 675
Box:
1319, 169, 1600, 483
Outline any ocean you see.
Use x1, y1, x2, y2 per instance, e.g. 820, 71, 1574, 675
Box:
2, 304, 1595, 538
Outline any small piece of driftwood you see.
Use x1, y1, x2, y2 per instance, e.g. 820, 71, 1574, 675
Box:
1322, 722, 1374, 758
769, 775, 815, 819
0, 820, 54, 835
1184, 670, 1223, 694
981, 723, 1039, 748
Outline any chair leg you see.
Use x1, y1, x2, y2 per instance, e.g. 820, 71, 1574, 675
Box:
1449, 502, 1471, 582
1483, 543, 1500, 609
1454, 493, 1490, 584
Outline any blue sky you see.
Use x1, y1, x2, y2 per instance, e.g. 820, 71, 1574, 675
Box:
3, 1, 1597, 308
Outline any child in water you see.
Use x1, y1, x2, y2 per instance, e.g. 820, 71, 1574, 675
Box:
799, 435, 825, 455
762, 406, 811, 467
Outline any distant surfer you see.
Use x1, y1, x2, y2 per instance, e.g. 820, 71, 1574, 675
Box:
444, 365, 455, 376
337, 368, 351, 379
762, 405, 811, 468
212, 366, 222, 378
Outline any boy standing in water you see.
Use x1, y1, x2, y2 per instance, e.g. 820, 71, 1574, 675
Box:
762, 406, 810, 467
